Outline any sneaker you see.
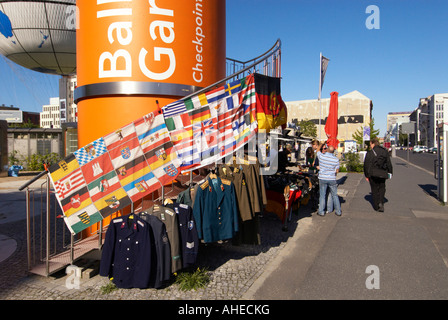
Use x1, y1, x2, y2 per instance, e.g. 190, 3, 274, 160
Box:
317, 212, 326, 216
378, 203, 384, 212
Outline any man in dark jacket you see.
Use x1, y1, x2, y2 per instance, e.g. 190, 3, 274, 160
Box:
363, 138, 393, 212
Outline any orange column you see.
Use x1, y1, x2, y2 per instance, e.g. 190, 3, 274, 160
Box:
75, 0, 226, 145
74, 0, 226, 237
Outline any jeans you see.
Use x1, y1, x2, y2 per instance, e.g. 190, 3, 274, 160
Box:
318, 179, 341, 215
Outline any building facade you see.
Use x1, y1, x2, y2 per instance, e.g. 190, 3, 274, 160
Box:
416, 93, 448, 148
40, 97, 61, 128
285, 90, 373, 143
0, 104, 40, 126
59, 75, 78, 124
386, 111, 412, 145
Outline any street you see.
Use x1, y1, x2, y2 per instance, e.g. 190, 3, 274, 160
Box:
395, 149, 438, 175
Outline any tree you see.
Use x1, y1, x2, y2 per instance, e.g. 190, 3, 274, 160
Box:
353, 118, 380, 150
298, 119, 317, 138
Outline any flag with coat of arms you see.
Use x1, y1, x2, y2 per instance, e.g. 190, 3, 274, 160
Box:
48, 110, 181, 234
162, 73, 258, 170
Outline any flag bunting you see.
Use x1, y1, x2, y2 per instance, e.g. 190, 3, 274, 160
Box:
48, 73, 287, 234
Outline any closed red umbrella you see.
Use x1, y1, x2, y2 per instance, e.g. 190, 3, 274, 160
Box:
325, 91, 339, 148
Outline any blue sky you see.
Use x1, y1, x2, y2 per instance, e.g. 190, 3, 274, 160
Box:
0, 0, 447, 136
226, 0, 448, 135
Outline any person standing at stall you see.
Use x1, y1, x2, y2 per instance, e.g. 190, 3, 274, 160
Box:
307, 140, 320, 211
306, 140, 320, 173
316, 145, 341, 216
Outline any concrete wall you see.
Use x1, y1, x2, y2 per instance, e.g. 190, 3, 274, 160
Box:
7, 128, 63, 169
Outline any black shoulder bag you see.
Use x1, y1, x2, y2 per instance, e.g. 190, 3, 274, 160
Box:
370, 149, 389, 179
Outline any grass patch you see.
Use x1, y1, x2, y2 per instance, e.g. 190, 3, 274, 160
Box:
174, 267, 211, 291
100, 280, 117, 294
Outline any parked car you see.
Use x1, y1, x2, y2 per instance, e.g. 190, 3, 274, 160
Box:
413, 146, 428, 153
429, 147, 438, 154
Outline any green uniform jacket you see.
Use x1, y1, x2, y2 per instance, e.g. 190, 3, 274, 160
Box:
193, 177, 239, 243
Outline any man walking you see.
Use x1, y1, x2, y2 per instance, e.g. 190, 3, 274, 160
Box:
316, 144, 341, 216
363, 138, 393, 212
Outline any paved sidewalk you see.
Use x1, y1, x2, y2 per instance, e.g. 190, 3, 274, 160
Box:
2, 155, 447, 300
0, 172, 323, 300
246, 156, 448, 299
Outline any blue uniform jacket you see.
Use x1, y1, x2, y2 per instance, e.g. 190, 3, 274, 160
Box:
99, 215, 152, 289
138, 213, 172, 289
193, 177, 239, 243
167, 202, 199, 268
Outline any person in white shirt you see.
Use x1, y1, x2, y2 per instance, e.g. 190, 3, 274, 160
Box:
316, 145, 341, 216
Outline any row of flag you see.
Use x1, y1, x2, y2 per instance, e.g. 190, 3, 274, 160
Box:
48, 73, 287, 234
48, 112, 181, 234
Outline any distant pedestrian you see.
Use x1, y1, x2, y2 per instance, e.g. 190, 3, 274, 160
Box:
363, 138, 393, 212
306, 139, 320, 173
316, 144, 341, 216
307, 140, 320, 210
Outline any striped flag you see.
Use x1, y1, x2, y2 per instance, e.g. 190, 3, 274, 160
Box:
94, 188, 132, 218
65, 204, 103, 234
49, 110, 181, 235
136, 112, 181, 183
48, 154, 80, 182
53, 168, 85, 200
162, 74, 258, 170
87, 170, 122, 202
254, 73, 287, 131
60, 186, 92, 218
108, 136, 144, 170
121, 167, 158, 201
103, 122, 137, 150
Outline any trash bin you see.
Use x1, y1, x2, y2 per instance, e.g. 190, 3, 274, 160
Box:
8, 165, 23, 177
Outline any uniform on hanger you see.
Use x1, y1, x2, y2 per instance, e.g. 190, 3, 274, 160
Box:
145, 205, 182, 273
193, 176, 239, 243
166, 202, 199, 268
99, 215, 152, 289
138, 213, 172, 288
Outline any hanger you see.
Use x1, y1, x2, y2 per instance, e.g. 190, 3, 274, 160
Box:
209, 172, 217, 179
209, 166, 217, 179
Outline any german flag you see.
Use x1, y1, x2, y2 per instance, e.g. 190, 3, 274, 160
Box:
94, 188, 131, 218
115, 154, 148, 184
189, 105, 211, 124
254, 73, 287, 131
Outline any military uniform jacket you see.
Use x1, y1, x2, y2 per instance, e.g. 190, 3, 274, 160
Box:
99, 215, 152, 289
218, 164, 254, 222
167, 202, 199, 268
138, 213, 171, 289
146, 205, 182, 273
193, 177, 239, 243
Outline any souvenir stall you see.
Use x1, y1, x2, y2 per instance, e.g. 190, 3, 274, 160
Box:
264, 169, 316, 231
47, 73, 318, 289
